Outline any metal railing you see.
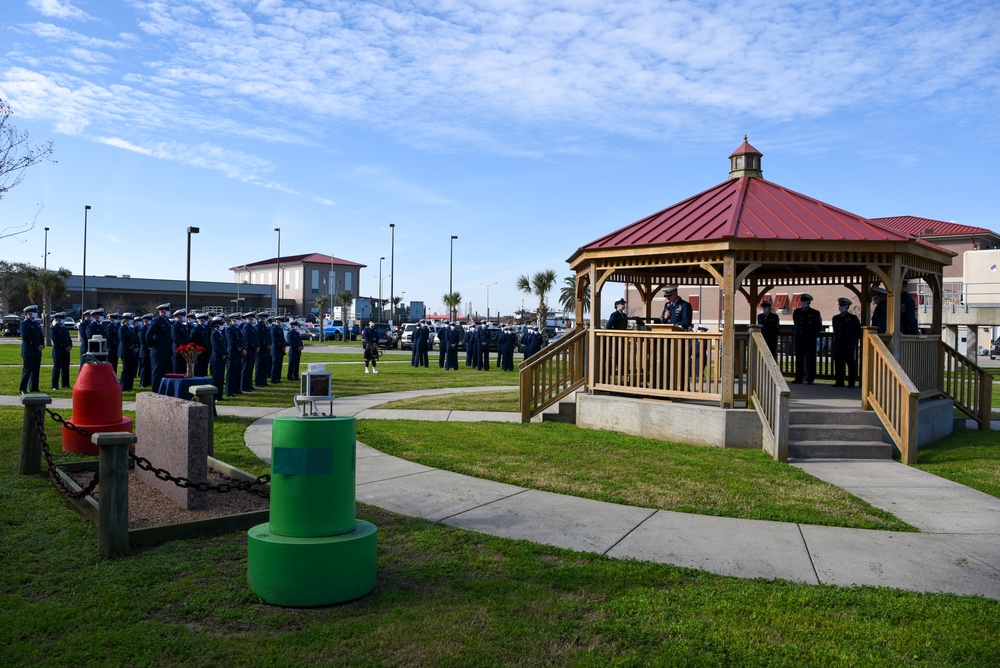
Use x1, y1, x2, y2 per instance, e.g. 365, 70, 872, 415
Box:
747, 328, 790, 462
519, 328, 587, 422
861, 328, 919, 464
941, 343, 992, 429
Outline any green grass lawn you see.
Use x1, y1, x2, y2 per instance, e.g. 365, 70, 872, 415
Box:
3, 407, 999, 666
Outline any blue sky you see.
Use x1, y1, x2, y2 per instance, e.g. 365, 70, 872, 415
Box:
1, 0, 998, 317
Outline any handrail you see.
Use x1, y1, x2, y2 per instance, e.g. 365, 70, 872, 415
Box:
592, 330, 722, 400
747, 328, 790, 462
519, 328, 587, 423
861, 328, 919, 464
941, 343, 992, 429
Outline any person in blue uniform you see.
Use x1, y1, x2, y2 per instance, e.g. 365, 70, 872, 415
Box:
103, 312, 121, 375
170, 308, 190, 374
871, 286, 887, 334
254, 313, 270, 387
606, 299, 628, 330
145, 303, 174, 393
757, 299, 780, 357
240, 313, 258, 392
522, 326, 542, 360
269, 316, 286, 383
190, 313, 211, 377
465, 325, 477, 366
50, 311, 73, 390
118, 313, 139, 391
445, 322, 460, 370
78, 309, 97, 367
209, 316, 228, 400
499, 327, 516, 371
900, 280, 919, 335
225, 313, 246, 397
660, 286, 692, 330
831, 297, 862, 388
792, 293, 823, 384
19, 305, 45, 393
438, 321, 449, 367
286, 319, 303, 380
477, 322, 491, 371
361, 320, 380, 374
138, 313, 153, 387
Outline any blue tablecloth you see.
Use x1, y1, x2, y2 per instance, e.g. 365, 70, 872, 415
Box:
157, 376, 215, 399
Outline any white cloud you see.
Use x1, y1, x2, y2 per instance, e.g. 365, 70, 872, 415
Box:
27, 0, 90, 22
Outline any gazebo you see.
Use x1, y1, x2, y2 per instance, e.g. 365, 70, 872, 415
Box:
519, 140, 991, 464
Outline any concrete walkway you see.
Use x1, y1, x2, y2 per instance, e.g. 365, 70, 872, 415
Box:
7, 387, 1000, 599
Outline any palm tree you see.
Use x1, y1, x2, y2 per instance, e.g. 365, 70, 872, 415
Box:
25, 266, 71, 345
516, 269, 558, 332
391, 296, 403, 323
442, 291, 462, 320
559, 275, 590, 317
338, 291, 354, 340
314, 294, 329, 342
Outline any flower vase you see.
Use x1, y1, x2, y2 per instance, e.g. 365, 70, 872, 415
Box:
185, 365, 194, 378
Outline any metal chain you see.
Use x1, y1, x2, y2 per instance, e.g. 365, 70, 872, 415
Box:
130, 453, 271, 498
42, 408, 269, 499
37, 408, 99, 499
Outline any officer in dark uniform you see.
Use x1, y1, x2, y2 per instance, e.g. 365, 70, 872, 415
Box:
269, 316, 286, 383
438, 321, 449, 367
900, 280, 919, 335
254, 313, 270, 387
465, 325, 477, 366
287, 319, 303, 380
145, 303, 174, 393
241, 312, 258, 392
138, 314, 153, 387
792, 293, 823, 384
19, 305, 45, 393
445, 322, 460, 370
660, 286, 692, 330
831, 297, 862, 388
118, 313, 139, 391
170, 308, 190, 374
225, 313, 246, 397
606, 298, 628, 330
209, 316, 228, 400
871, 286, 887, 334
50, 311, 73, 390
499, 327, 516, 371
757, 299, 780, 357
190, 313, 211, 377
522, 326, 542, 360
476, 322, 491, 371
104, 312, 121, 375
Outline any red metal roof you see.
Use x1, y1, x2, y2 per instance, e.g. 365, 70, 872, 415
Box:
576, 176, 917, 253
870, 215, 992, 237
231, 253, 365, 271
729, 139, 762, 158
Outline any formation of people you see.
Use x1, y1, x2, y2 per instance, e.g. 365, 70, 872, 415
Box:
18, 304, 306, 400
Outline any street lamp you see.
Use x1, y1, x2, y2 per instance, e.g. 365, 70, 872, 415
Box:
389, 223, 395, 325
185, 226, 200, 312
82, 205, 91, 312
378, 256, 385, 323
273, 227, 281, 312
449, 235, 458, 318
481, 281, 497, 322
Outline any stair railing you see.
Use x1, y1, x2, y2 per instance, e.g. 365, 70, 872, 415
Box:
941, 342, 992, 429
746, 326, 790, 462
519, 327, 587, 423
861, 327, 919, 464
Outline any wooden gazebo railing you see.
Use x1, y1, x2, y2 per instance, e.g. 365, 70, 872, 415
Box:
519, 328, 587, 423
747, 327, 790, 462
861, 329, 920, 464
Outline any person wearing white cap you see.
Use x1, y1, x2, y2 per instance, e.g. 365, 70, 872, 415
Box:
145, 303, 174, 392
50, 311, 73, 390
756, 300, 780, 357
871, 286, 887, 334
606, 298, 628, 330
78, 310, 94, 368
660, 285, 692, 330
19, 305, 45, 393
118, 313, 139, 391
831, 297, 862, 388
791, 293, 823, 384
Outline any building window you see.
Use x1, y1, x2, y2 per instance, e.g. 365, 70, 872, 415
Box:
790, 293, 802, 310
345, 272, 352, 292
773, 293, 789, 310
311, 270, 319, 291
688, 295, 700, 311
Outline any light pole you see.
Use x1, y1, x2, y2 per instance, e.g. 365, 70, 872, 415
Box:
82, 205, 91, 312
389, 223, 395, 324
378, 256, 385, 323
449, 235, 458, 318
481, 281, 497, 322
273, 227, 281, 313
43, 227, 49, 270
185, 226, 200, 313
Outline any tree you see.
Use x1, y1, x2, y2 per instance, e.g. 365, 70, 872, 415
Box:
559, 275, 590, 316
25, 266, 71, 345
443, 291, 462, 320
0, 260, 33, 314
516, 269, 558, 333
0, 98, 55, 240
314, 294, 329, 342
338, 291, 354, 339
392, 296, 403, 322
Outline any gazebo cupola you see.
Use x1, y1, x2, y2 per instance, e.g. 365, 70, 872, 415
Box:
728, 136, 763, 179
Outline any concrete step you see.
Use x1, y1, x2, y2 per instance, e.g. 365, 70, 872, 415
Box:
789, 409, 881, 426
542, 401, 577, 425
789, 440, 894, 460
788, 423, 884, 443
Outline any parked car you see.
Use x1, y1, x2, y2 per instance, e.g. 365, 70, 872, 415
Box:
63, 317, 78, 331
372, 322, 398, 348
2, 314, 20, 337
300, 322, 320, 341
399, 322, 418, 349
991, 340, 1000, 360
322, 319, 347, 341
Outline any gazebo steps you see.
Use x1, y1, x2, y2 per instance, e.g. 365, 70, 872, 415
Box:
788, 408, 893, 460
541, 399, 577, 425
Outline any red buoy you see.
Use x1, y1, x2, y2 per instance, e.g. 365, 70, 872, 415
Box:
63, 360, 133, 455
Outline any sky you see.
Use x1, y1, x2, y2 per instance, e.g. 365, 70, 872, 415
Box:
1, 0, 998, 318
